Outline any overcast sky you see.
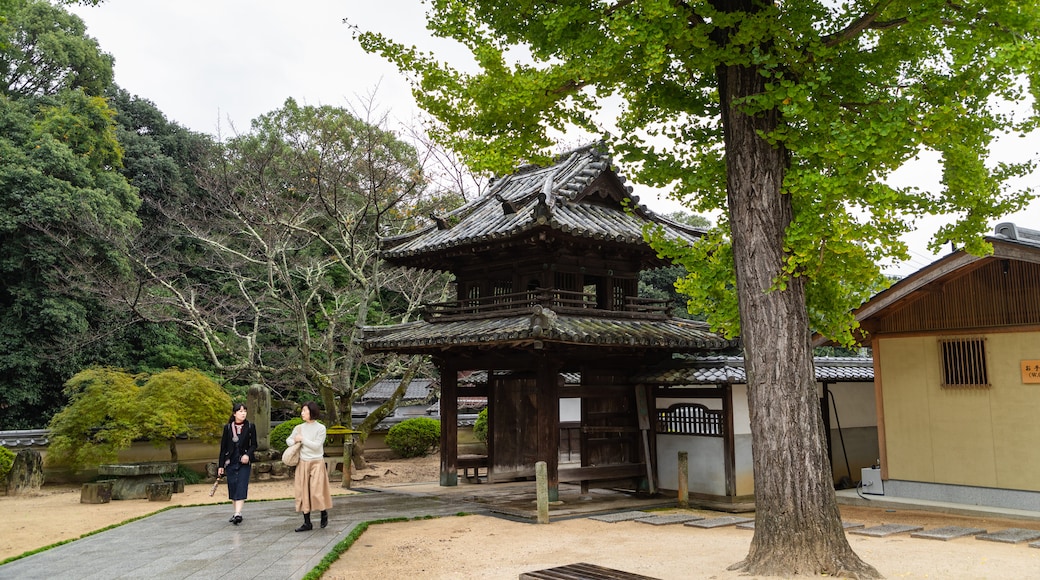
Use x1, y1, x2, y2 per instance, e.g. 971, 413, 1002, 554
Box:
67, 1, 1040, 276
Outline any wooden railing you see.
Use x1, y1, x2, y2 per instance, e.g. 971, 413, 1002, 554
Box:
423, 288, 670, 321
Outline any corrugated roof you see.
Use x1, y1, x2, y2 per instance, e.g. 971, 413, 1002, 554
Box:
379, 144, 705, 267
358, 308, 735, 352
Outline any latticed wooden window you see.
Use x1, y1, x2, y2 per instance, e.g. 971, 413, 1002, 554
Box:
939, 337, 990, 389
656, 403, 724, 436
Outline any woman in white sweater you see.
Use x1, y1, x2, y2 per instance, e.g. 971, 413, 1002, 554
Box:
287, 401, 333, 531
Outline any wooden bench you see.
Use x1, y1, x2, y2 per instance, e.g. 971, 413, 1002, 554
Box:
520, 562, 660, 579
457, 454, 489, 481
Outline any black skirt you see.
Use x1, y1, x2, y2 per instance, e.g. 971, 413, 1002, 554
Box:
226, 461, 251, 501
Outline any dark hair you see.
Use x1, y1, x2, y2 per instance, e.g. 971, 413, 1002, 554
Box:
228, 403, 247, 423
302, 401, 321, 421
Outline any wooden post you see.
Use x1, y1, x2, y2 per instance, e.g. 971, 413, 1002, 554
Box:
677, 451, 689, 509
536, 360, 561, 502
439, 361, 459, 487
635, 384, 656, 494
535, 461, 549, 524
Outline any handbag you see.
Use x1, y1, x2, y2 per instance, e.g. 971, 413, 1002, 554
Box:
282, 442, 302, 466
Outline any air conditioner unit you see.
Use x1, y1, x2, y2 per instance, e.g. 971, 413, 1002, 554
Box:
860, 467, 884, 495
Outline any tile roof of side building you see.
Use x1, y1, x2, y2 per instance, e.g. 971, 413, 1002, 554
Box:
811, 221, 1040, 348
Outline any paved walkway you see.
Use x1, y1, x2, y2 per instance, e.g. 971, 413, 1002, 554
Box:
0, 491, 491, 580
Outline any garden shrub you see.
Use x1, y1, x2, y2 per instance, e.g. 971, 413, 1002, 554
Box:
270, 417, 304, 453
172, 464, 204, 485
385, 417, 440, 458
473, 408, 488, 444
0, 446, 15, 483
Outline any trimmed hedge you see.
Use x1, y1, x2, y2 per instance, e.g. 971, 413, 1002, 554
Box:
473, 408, 488, 444
384, 417, 440, 458
0, 445, 15, 483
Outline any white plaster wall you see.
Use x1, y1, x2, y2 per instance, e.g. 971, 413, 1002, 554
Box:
655, 434, 726, 495
820, 381, 877, 428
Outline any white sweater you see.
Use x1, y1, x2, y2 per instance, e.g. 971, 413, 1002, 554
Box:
287, 421, 326, 461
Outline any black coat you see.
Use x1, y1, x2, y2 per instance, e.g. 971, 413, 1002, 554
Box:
218, 420, 258, 468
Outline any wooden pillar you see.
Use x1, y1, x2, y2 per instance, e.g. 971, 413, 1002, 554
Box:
439, 361, 459, 486
536, 358, 561, 501
634, 384, 656, 494
722, 383, 736, 498
821, 383, 834, 479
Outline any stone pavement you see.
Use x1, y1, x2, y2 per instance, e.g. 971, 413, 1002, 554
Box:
3, 481, 1040, 580
0, 491, 492, 580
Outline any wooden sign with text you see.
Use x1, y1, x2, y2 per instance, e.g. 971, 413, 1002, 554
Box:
1022, 360, 1040, 384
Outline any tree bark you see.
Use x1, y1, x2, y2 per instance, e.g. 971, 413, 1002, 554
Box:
715, 25, 880, 579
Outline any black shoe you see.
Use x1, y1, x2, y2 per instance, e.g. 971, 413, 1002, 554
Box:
295, 522, 313, 532
229, 515, 236, 523
320, 511, 328, 528
233, 514, 243, 525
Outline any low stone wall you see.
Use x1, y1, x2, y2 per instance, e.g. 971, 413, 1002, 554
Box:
3, 426, 482, 484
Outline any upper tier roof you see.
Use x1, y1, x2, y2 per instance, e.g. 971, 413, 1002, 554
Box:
379, 143, 705, 269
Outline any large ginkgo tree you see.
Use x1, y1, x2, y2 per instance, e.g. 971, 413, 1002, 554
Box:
357, 1, 1039, 576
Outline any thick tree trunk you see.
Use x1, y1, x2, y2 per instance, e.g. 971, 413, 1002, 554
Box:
717, 58, 880, 579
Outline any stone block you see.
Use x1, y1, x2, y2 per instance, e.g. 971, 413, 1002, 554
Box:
81, 481, 113, 504
146, 482, 174, 501
163, 477, 185, 493
5, 449, 44, 495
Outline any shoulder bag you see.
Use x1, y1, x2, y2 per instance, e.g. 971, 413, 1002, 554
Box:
282, 441, 302, 466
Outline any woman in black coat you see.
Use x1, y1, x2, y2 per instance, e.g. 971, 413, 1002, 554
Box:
218, 403, 258, 525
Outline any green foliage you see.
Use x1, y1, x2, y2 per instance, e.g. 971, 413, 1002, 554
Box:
137, 368, 230, 452
118, 95, 446, 427
357, 0, 1040, 346
0, 445, 15, 482
384, 417, 440, 458
171, 463, 203, 485
46, 368, 141, 468
0, 2, 139, 428
0, 0, 114, 98
46, 367, 231, 469
472, 408, 488, 444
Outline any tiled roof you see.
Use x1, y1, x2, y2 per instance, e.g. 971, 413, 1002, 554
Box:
459, 370, 581, 386
632, 356, 874, 385
427, 397, 488, 413
359, 378, 436, 403
992, 222, 1040, 249
816, 221, 1040, 347
358, 308, 735, 352
379, 143, 705, 267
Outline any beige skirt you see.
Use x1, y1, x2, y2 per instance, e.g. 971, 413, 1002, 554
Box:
293, 458, 333, 513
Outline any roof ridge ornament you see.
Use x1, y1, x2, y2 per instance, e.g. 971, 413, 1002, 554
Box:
534, 192, 551, 223
494, 192, 519, 215
430, 212, 451, 230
